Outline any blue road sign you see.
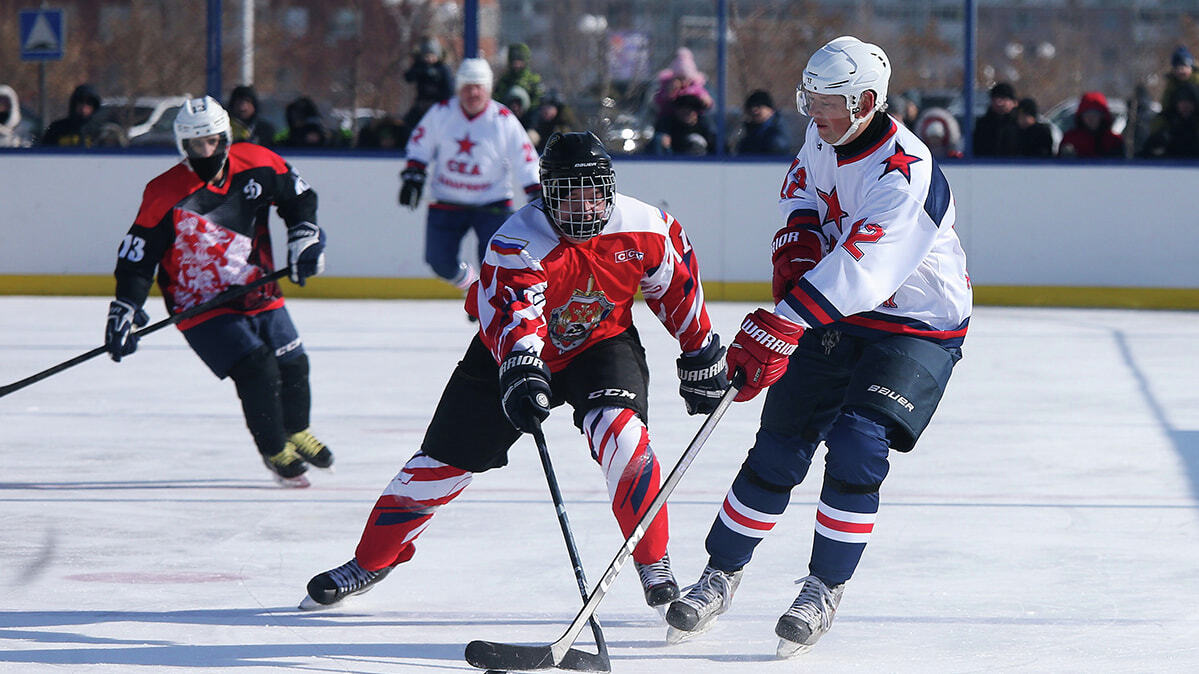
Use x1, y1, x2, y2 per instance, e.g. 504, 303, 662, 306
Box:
20, 9, 65, 62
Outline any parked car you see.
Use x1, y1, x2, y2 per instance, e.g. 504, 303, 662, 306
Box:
90, 96, 190, 147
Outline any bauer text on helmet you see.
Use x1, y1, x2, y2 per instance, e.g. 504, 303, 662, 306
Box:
539, 132, 616, 243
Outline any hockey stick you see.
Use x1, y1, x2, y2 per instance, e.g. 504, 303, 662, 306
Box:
0, 267, 291, 399
465, 374, 742, 672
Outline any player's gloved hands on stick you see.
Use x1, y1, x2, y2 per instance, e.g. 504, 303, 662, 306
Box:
398, 164, 426, 210
726, 309, 804, 402
771, 225, 825, 304
105, 298, 149, 362
677, 334, 729, 415
499, 352, 552, 434
287, 222, 326, 286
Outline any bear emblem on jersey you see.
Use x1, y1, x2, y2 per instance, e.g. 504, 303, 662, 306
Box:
548, 276, 614, 352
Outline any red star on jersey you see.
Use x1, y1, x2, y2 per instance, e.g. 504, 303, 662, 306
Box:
817, 186, 848, 232
880, 143, 921, 183
455, 133, 477, 155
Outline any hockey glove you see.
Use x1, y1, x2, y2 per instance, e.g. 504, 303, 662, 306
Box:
677, 334, 729, 415
771, 225, 825, 304
499, 352, 552, 434
104, 298, 150, 362
398, 164, 426, 210
726, 309, 804, 402
287, 222, 326, 286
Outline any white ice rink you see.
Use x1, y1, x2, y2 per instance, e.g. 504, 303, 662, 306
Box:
2, 297, 1198, 673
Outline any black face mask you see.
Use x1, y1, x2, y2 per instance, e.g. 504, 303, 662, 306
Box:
187, 151, 228, 183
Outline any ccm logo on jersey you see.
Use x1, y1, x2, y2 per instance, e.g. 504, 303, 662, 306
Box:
587, 388, 637, 400
614, 249, 644, 262
866, 384, 915, 412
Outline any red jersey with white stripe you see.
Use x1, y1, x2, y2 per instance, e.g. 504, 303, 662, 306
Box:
405, 98, 539, 205
466, 193, 714, 371
775, 115, 971, 346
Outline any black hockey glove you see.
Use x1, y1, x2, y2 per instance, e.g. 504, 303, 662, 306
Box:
399, 165, 426, 210
499, 352, 552, 434
677, 334, 729, 415
287, 222, 326, 286
104, 298, 149, 362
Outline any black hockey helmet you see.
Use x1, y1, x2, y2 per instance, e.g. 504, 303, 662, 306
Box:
539, 131, 616, 242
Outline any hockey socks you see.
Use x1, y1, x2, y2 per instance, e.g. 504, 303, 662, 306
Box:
355, 451, 473, 571
704, 464, 791, 572
228, 345, 288, 457
584, 406, 668, 565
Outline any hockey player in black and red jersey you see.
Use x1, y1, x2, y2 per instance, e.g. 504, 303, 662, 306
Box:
104, 96, 331, 488
665, 37, 971, 656
301, 131, 727, 614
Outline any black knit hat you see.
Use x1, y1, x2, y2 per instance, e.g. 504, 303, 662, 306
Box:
744, 89, 774, 110
990, 82, 1016, 100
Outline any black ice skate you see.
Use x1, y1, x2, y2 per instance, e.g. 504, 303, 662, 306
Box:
261, 444, 309, 488
774, 575, 845, 658
288, 429, 334, 469
665, 564, 743, 644
634, 551, 679, 612
299, 558, 392, 610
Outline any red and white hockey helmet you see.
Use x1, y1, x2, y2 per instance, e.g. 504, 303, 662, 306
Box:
797, 36, 891, 121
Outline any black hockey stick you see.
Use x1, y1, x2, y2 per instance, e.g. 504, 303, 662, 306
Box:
465, 374, 743, 672
473, 422, 612, 673
0, 267, 291, 399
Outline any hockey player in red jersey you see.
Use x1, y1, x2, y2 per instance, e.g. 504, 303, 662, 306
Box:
105, 96, 331, 488
666, 37, 972, 656
302, 131, 727, 613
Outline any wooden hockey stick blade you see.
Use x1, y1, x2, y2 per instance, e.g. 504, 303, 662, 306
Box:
464, 639, 610, 672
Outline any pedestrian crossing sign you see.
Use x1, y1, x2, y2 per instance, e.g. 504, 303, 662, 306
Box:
20, 9, 65, 62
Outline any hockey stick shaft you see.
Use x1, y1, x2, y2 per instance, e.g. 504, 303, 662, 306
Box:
544, 376, 742, 663
531, 424, 610, 669
0, 267, 290, 399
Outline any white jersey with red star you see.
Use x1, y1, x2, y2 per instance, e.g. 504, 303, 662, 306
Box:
404, 98, 539, 206
465, 193, 714, 371
775, 116, 971, 346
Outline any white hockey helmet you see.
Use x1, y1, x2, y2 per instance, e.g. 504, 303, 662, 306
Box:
173, 95, 232, 157
797, 36, 891, 128
456, 58, 494, 92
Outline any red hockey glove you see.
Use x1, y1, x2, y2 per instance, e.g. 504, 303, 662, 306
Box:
771, 225, 824, 304
726, 309, 804, 402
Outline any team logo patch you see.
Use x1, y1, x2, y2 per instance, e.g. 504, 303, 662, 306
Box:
548, 276, 614, 352
243, 178, 262, 200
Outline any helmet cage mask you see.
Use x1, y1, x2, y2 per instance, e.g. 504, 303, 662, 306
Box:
542, 171, 616, 242
174, 96, 233, 182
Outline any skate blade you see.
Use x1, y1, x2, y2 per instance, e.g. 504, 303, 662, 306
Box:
272, 473, 311, 488
298, 594, 333, 611
666, 620, 713, 645
776, 638, 813, 659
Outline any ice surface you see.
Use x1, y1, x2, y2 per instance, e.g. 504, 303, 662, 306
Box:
2, 298, 1197, 673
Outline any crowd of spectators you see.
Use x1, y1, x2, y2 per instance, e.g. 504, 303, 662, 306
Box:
4, 41, 1199, 160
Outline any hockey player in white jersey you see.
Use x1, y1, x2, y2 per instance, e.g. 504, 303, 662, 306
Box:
399, 57, 540, 292
666, 36, 972, 657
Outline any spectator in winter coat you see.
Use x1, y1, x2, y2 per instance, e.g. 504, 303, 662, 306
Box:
1014, 97, 1054, 157
528, 91, 578, 154
972, 82, 1021, 157
1142, 82, 1199, 159
227, 85, 277, 146
494, 43, 544, 111
915, 107, 963, 159
1160, 45, 1199, 113
402, 37, 454, 147
653, 48, 714, 121
277, 97, 331, 148
0, 84, 28, 147
41, 83, 102, 147
734, 89, 791, 156
651, 93, 716, 156
1058, 91, 1125, 158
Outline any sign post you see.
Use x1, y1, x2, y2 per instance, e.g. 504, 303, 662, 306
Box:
19, 8, 66, 138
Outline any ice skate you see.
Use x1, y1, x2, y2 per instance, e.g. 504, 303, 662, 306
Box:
664, 564, 742, 644
288, 429, 333, 469
299, 558, 393, 610
774, 575, 845, 658
261, 444, 309, 488
634, 551, 679, 615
